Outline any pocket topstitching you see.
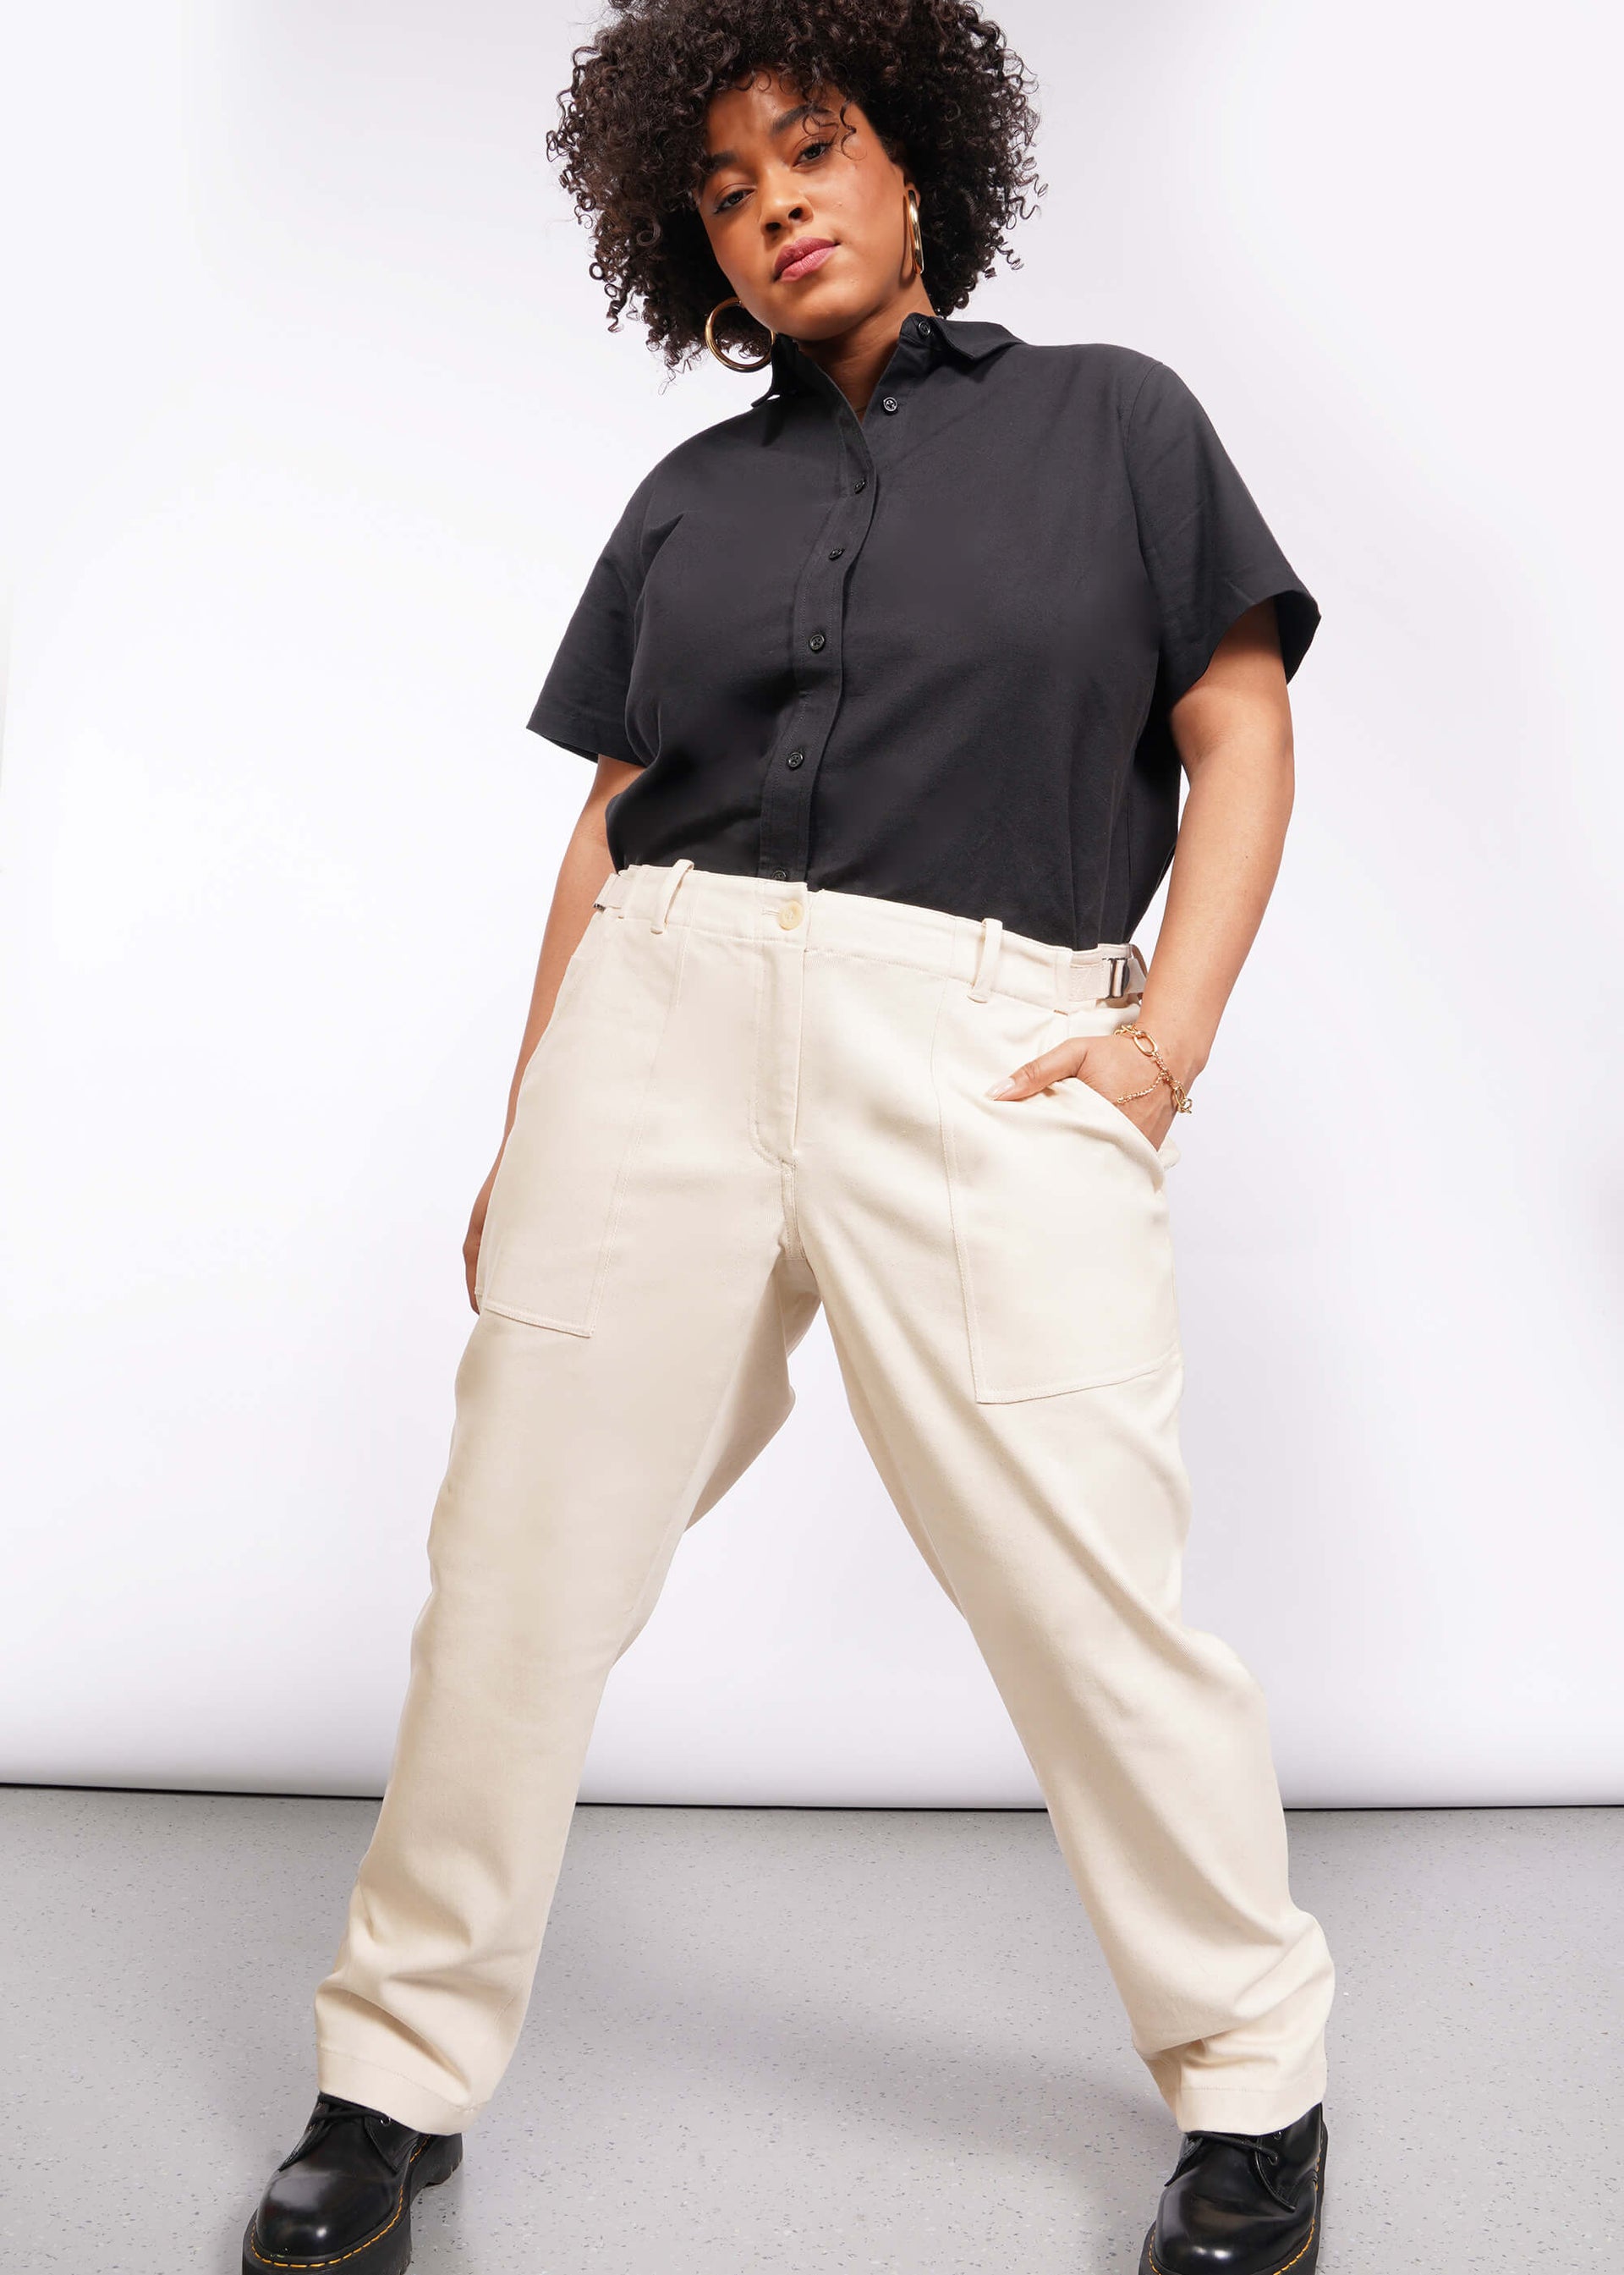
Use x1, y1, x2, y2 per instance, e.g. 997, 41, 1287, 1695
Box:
475, 914, 681, 1333
932, 986, 1182, 1402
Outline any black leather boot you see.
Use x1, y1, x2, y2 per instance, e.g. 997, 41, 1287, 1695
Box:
242, 2091, 463, 2274
1138, 2102, 1326, 2273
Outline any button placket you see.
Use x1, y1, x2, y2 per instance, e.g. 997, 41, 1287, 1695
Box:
754, 325, 930, 887
757, 382, 877, 884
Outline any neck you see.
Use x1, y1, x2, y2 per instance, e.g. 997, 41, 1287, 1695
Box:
793, 294, 934, 417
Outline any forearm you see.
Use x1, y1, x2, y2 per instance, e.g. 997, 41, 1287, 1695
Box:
1137, 709, 1294, 1095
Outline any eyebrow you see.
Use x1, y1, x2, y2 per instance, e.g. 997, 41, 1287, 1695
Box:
696, 101, 828, 184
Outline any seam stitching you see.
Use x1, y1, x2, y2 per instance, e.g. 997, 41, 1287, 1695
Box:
584, 917, 691, 1332
929, 977, 984, 1396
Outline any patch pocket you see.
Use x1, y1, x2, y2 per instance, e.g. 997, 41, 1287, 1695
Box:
475, 911, 681, 1333
931, 986, 1181, 1402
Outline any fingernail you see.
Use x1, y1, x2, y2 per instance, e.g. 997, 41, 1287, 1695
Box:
986, 1078, 1018, 1099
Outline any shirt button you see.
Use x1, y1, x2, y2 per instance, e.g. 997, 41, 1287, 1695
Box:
786, 749, 804, 767
881, 396, 899, 413
777, 901, 804, 929
853, 477, 866, 492
827, 546, 843, 559
808, 630, 826, 651
913, 316, 931, 338
769, 868, 787, 881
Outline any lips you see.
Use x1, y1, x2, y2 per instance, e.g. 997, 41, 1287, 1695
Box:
774, 237, 837, 282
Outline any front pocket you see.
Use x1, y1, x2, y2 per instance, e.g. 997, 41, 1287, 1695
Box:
931, 986, 1181, 1401
475, 914, 682, 1333
1056, 1058, 1184, 1175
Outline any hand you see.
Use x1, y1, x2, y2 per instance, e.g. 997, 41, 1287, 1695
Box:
986, 1030, 1179, 1151
463, 1148, 505, 1313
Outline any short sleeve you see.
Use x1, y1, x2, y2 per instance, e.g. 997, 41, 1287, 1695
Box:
1122, 358, 1320, 707
524, 477, 651, 765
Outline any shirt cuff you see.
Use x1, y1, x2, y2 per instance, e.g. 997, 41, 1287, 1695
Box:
1164, 578, 1320, 708
525, 694, 639, 765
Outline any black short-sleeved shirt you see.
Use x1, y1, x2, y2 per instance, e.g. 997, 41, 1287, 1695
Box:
527, 313, 1318, 952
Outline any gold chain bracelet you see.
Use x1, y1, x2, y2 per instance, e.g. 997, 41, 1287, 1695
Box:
1112, 1025, 1193, 1113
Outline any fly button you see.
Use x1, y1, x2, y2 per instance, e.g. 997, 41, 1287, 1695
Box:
777, 901, 804, 930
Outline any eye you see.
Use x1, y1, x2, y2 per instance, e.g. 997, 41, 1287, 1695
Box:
712, 137, 834, 214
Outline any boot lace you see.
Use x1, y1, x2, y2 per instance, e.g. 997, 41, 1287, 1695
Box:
277, 2092, 412, 2173
1174, 2125, 1305, 2215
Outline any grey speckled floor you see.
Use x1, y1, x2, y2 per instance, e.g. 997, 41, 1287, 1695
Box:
0, 1795, 1619, 2272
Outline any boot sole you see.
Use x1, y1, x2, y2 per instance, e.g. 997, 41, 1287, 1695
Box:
1138, 2123, 1326, 2275
242, 2128, 463, 2275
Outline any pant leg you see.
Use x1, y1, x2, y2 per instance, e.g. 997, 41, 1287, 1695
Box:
792, 941, 1336, 2136
312, 901, 820, 2135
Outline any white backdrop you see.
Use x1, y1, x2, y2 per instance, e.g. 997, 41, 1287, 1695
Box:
3, 1, 1619, 1806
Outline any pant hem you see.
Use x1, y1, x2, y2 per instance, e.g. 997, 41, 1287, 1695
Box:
1159, 2058, 1328, 2136
315, 2041, 483, 2135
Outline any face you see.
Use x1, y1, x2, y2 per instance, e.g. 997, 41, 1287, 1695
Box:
695, 69, 922, 343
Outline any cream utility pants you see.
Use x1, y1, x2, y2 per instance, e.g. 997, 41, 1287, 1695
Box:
312, 859, 1335, 2138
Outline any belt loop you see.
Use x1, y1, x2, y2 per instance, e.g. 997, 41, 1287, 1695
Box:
649, 857, 694, 932
1053, 942, 1072, 1013
968, 915, 1003, 1002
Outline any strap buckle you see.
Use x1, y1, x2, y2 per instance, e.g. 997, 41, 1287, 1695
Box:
1098, 945, 1146, 1003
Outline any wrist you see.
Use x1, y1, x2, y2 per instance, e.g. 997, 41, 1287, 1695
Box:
1131, 1007, 1208, 1091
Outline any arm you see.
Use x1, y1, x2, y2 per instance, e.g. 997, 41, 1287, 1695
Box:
462, 755, 639, 1308
988, 598, 1293, 1141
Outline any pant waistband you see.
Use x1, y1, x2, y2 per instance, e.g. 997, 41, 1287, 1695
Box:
593, 860, 1148, 1012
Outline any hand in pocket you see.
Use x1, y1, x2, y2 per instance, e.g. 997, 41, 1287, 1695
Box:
986, 1028, 1177, 1151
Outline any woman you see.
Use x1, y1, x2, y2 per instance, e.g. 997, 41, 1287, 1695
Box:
241, 6, 1336, 2271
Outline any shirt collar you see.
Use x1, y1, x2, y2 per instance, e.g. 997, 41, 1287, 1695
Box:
749, 312, 1019, 408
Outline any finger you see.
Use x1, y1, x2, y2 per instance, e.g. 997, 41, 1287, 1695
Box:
986, 1042, 1089, 1100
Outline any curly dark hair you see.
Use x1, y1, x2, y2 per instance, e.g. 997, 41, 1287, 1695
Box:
545, 0, 1045, 376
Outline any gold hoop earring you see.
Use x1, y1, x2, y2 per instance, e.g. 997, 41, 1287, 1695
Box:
905, 187, 925, 282
705, 294, 775, 372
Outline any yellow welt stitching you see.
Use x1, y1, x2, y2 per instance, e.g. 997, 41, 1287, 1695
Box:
248, 2136, 426, 2269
